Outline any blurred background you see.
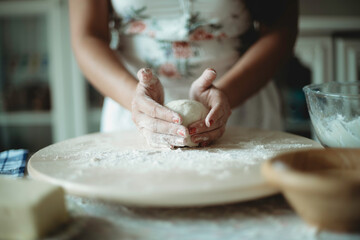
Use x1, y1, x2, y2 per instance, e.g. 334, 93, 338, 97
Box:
0, 0, 359, 153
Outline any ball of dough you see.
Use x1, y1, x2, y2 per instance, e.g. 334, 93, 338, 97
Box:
165, 99, 209, 147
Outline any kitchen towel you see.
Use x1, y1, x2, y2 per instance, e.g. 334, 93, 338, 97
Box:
0, 149, 28, 177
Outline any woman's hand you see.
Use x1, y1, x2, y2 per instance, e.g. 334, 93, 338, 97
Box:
132, 68, 189, 148
188, 68, 232, 147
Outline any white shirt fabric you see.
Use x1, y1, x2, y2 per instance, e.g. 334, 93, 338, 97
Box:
101, 0, 283, 132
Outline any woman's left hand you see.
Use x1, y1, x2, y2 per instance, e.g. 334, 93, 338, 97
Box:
188, 68, 232, 147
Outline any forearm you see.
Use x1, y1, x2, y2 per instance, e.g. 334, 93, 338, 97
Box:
72, 37, 137, 110
69, 0, 137, 111
215, 29, 296, 108
215, 0, 298, 109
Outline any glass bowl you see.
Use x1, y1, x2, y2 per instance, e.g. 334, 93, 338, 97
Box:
303, 82, 360, 148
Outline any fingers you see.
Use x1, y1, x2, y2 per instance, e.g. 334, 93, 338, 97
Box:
188, 94, 231, 133
133, 111, 188, 137
190, 125, 226, 147
193, 68, 217, 92
188, 110, 230, 147
187, 87, 231, 147
205, 99, 232, 127
133, 96, 182, 124
204, 102, 224, 127
189, 115, 228, 135
140, 129, 188, 148
133, 67, 182, 124
137, 68, 159, 87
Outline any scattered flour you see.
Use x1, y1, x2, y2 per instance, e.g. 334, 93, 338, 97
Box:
42, 130, 316, 180
30, 129, 322, 204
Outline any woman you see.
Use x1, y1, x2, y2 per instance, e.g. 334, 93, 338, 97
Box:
69, 0, 298, 148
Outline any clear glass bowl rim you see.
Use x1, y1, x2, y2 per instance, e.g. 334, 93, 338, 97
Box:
303, 81, 360, 99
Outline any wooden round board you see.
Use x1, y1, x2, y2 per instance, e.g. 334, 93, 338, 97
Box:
28, 127, 322, 207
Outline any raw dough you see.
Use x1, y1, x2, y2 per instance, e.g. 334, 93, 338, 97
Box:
166, 99, 209, 147
0, 177, 68, 240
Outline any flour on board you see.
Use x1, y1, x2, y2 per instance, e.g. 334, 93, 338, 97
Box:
41, 130, 316, 180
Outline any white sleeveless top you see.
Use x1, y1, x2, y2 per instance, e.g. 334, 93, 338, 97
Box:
101, 0, 283, 132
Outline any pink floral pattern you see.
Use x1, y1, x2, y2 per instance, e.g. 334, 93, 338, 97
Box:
172, 42, 192, 59
127, 21, 146, 34
189, 28, 214, 41
114, 5, 239, 79
158, 63, 181, 79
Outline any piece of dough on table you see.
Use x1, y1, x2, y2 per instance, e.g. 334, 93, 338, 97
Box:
0, 177, 68, 240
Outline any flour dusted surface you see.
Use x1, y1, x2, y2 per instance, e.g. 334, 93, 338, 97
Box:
86, 139, 311, 177
42, 129, 315, 177
29, 127, 321, 206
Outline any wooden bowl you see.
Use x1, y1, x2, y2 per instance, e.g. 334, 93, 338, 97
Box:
262, 148, 360, 232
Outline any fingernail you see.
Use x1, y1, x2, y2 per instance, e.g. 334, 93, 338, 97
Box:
209, 119, 214, 126
140, 69, 152, 82
177, 129, 186, 137
173, 117, 180, 124
143, 68, 151, 73
207, 68, 216, 74
189, 127, 196, 135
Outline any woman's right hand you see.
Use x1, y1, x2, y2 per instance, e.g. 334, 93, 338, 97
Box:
131, 68, 189, 148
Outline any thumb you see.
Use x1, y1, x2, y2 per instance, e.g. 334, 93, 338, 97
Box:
194, 68, 217, 91
137, 68, 159, 87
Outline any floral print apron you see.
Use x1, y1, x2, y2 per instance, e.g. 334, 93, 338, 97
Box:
101, 0, 283, 132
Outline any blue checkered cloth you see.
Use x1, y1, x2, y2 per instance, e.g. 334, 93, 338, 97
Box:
0, 149, 28, 177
